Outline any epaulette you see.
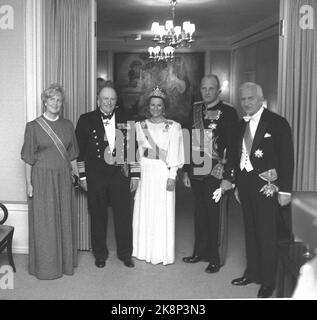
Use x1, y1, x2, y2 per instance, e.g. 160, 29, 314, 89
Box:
193, 100, 204, 106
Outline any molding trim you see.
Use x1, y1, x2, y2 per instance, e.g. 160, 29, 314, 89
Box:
2, 202, 28, 254
25, 0, 43, 122
230, 14, 279, 45
231, 24, 279, 50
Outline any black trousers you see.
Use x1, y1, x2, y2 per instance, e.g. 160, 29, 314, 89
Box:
191, 176, 220, 265
87, 167, 132, 261
237, 169, 278, 288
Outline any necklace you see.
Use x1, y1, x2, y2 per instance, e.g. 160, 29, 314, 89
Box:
149, 117, 165, 124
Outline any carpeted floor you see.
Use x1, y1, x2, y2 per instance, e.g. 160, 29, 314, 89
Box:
0, 184, 266, 300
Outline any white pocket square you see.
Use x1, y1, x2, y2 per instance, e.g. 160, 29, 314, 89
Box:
264, 133, 271, 138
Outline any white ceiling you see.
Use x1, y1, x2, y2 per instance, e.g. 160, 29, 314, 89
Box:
97, 0, 280, 48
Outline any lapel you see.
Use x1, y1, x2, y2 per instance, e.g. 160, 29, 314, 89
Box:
250, 109, 269, 156
238, 120, 247, 159
93, 109, 105, 136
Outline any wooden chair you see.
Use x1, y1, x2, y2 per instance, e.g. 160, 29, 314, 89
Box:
0, 203, 16, 272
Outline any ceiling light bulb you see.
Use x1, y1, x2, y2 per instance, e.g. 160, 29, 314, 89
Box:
183, 21, 190, 33
165, 20, 173, 31
174, 26, 181, 36
189, 23, 195, 34
158, 25, 165, 36
151, 22, 159, 34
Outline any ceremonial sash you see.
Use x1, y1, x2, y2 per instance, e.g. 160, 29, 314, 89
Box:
35, 117, 70, 164
139, 122, 168, 163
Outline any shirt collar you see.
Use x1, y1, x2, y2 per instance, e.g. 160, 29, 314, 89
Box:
99, 107, 115, 118
43, 113, 59, 121
243, 105, 264, 123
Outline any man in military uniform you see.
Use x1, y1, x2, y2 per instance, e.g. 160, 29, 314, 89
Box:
183, 74, 239, 273
75, 86, 139, 269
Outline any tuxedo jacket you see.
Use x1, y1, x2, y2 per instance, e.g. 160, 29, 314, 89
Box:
183, 100, 239, 181
75, 108, 139, 180
238, 108, 294, 193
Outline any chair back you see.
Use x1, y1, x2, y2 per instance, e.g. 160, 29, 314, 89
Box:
0, 203, 8, 225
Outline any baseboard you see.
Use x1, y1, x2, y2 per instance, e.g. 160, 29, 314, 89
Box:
1, 202, 29, 254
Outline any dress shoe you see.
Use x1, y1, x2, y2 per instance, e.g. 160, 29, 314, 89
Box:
182, 255, 208, 263
257, 285, 274, 298
205, 263, 220, 273
95, 259, 106, 268
231, 276, 258, 286
123, 258, 135, 268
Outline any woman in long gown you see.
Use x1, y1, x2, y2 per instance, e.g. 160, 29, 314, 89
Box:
21, 83, 79, 279
132, 87, 185, 265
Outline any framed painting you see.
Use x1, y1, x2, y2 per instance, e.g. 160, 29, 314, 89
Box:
114, 52, 204, 125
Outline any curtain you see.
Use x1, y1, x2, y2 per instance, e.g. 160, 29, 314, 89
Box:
42, 0, 94, 249
278, 0, 317, 191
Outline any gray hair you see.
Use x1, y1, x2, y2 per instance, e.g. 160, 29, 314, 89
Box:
41, 83, 65, 104
239, 82, 264, 98
201, 74, 221, 90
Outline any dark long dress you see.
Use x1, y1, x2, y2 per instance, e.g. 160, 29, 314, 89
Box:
21, 116, 79, 279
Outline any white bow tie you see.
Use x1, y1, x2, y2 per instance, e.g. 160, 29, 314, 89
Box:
243, 115, 256, 122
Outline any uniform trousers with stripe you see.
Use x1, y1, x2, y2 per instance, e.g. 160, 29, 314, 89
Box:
86, 165, 133, 262
191, 176, 221, 265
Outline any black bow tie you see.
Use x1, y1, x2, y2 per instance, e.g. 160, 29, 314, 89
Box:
101, 112, 113, 120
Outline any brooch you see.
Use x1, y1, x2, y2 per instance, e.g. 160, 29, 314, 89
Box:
140, 121, 147, 129
163, 120, 173, 132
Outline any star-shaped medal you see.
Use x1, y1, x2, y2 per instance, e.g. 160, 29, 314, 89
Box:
254, 149, 264, 158
208, 123, 217, 130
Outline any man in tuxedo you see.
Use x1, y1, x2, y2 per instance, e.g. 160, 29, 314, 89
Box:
182, 74, 238, 273
231, 82, 294, 298
75, 86, 139, 268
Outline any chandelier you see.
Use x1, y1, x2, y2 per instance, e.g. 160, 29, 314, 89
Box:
148, 0, 195, 61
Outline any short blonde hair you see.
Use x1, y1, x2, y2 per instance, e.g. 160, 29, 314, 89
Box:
41, 83, 65, 104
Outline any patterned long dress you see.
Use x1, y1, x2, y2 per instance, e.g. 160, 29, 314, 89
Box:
132, 119, 184, 265
21, 116, 79, 279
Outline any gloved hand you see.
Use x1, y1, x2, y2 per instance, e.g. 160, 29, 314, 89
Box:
212, 187, 223, 203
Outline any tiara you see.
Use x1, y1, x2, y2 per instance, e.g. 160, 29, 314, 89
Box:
149, 87, 166, 99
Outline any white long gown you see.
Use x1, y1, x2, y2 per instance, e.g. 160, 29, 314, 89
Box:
132, 119, 185, 265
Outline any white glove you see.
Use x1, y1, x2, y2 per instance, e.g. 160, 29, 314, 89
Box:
212, 187, 223, 203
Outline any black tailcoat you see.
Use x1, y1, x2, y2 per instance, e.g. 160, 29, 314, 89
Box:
236, 108, 294, 288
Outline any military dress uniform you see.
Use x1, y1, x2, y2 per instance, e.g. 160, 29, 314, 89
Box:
184, 99, 238, 266
75, 107, 139, 262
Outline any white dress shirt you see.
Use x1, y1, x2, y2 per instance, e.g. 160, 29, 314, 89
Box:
240, 106, 264, 172
102, 113, 116, 153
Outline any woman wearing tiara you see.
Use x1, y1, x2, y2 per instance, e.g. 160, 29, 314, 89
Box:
132, 87, 185, 265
